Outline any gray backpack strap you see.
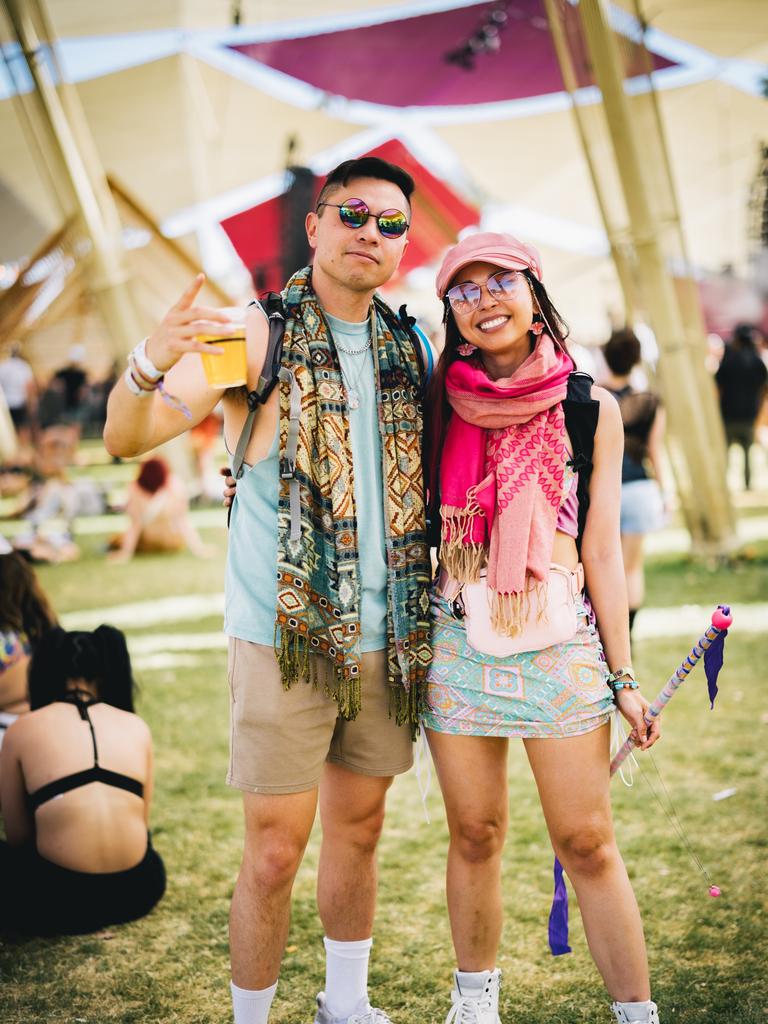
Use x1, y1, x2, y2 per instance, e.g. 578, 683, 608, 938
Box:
278, 366, 302, 541
231, 297, 286, 481
231, 406, 258, 480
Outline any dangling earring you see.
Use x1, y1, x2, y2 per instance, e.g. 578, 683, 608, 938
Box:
530, 315, 544, 336
457, 341, 478, 356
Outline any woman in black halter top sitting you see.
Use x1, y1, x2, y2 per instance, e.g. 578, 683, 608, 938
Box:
0, 625, 165, 934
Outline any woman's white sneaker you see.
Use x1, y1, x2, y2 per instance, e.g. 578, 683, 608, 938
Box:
611, 1000, 660, 1023
444, 969, 501, 1024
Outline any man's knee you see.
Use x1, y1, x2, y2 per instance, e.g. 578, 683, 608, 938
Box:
241, 828, 307, 890
322, 775, 391, 856
241, 791, 316, 890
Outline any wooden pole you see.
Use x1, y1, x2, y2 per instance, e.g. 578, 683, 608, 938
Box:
574, 0, 735, 551
2, 0, 145, 358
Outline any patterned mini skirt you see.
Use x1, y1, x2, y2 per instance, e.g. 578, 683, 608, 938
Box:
422, 588, 614, 739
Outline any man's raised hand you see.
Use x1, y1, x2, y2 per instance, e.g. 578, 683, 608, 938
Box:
144, 274, 233, 373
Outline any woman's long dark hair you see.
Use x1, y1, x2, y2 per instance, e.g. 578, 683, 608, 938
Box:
0, 552, 57, 643
423, 270, 570, 503
28, 625, 136, 712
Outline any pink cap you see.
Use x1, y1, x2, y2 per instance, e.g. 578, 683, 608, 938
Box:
436, 231, 543, 299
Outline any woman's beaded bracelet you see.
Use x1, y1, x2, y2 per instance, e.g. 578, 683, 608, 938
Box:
607, 666, 639, 691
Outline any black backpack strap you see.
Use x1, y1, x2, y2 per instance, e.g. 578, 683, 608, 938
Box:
562, 370, 600, 553
397, 303, 427, 391
231, 294, 286, 482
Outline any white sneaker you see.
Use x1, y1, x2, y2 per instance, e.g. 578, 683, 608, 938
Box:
445, 969, 501, 1024
611, 1001, 660, 1024
314, 992, 394, 1024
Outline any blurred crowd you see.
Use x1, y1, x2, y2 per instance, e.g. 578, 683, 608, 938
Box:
0, 342, 220, 565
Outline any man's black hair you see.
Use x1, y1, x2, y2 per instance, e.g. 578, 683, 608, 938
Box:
316, 157, 415, 212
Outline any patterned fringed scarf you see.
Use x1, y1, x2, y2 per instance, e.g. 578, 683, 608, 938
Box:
440, 335, 574, 636
275, 267, 432, 725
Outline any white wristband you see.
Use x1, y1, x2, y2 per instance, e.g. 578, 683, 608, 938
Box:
131, 337, 164, 382
124, 366, 153, 398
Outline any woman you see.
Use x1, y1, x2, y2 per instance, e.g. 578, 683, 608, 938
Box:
109, 456, 212, 562
422, 233, 661, 1024
0, 545, 57, 750
0, 625, 165, 934
601, 329, 667, 640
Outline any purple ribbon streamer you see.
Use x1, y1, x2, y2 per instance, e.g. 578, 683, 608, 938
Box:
548, 856, 571, 956
703, 629, 727, 709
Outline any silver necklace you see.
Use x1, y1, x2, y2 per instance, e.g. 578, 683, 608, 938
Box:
339, 349, 371, 410
335, 336, 372, 356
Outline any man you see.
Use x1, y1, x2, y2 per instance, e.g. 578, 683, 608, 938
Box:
104, 157, 432, 1024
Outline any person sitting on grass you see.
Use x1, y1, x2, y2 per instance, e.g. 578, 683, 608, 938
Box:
108, 455, 212, 563
0, 625, 165, 935
0, 542, 58, 757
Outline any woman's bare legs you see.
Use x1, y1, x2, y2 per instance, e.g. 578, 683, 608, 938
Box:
426, 730, 509, 971
524, 724, 650, 1001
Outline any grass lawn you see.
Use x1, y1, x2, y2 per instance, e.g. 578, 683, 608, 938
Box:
2, 503, 767, 1023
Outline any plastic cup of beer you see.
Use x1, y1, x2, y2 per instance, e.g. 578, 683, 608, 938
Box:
198, 312, 247, 389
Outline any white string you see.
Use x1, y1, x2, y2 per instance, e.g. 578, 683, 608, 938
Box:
611, 709, 638, 787
414, 722, 433, 824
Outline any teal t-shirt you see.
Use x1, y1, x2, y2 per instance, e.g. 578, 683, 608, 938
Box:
225, 308, 388, 652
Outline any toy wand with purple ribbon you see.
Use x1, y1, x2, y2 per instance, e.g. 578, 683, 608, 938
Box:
548, 604, 732, 957
609, 604, 733, 775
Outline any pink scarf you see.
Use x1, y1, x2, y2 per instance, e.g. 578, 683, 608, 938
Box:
440, 335, 574, 636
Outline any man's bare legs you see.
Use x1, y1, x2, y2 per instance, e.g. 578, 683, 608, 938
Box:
229, 767, 393, 1021
317, 764, 392, 939
315, 764, 393, 1018
230, 788, 318, 989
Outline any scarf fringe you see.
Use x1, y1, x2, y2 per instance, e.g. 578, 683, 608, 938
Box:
440, 499, 487, 582
276, 625, 363, 719
389, 678, 428, 737
489, 578, 548, 637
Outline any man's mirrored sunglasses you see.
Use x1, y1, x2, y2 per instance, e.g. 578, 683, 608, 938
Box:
316, 198, 410, 239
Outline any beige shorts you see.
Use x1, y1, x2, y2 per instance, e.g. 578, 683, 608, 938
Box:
227, 638, 414, 794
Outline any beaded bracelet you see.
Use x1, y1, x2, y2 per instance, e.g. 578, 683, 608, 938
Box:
607, 666, 639, 692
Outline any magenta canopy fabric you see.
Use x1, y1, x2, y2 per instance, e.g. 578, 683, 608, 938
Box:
231, 1, 676, 108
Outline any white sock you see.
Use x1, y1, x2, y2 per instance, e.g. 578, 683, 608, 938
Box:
323, 936, 372, 1018
455, 969, 493, 997
231, 980, 277, 1024
616, 1001, 655, 1022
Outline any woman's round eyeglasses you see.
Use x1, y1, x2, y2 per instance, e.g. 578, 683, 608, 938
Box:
446, 269, 527, 314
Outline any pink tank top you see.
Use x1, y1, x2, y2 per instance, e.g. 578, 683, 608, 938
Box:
556, 459, 579, 539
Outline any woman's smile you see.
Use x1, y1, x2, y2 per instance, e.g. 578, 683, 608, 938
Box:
475, 313, 510, 334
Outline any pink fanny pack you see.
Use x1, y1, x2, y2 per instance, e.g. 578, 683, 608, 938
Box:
436, 562, 585, 657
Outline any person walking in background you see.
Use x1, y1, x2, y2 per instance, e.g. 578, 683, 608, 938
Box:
715, 323, 767, 490
0, 625, 165, 935
601, 329, 667, 640
52, 345, 89, 426
0, 342, 37, 458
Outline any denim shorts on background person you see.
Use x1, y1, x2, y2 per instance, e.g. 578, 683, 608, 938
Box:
620, 478, 664, 535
